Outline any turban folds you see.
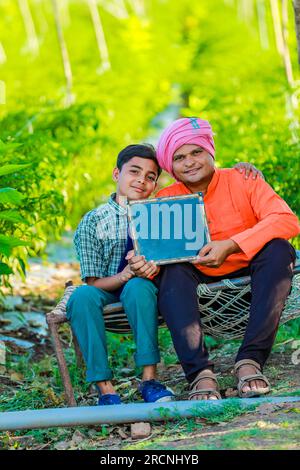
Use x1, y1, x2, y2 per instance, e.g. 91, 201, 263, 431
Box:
156, 117, 215, 178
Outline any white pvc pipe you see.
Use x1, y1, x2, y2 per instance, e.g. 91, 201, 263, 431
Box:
0, 396, 299, 431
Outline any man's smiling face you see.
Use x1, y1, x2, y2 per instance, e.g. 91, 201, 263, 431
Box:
113, 156, 158, 201
172, 144, 215, 190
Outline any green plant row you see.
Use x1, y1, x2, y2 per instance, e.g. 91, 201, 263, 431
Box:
1, 0, 299, 288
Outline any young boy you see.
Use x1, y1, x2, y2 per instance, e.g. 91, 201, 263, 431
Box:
66, 144, 174, 405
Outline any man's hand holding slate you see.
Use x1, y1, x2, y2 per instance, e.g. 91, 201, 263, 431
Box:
192, 239, 241, 268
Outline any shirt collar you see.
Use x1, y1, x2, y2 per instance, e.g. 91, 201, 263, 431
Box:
205, 168, 220, 197
108, 193, 128, 215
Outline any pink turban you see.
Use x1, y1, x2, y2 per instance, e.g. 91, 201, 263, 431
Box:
156, 117, 215, 177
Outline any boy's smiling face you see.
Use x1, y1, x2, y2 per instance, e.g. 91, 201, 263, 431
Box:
113, 156, 159, 202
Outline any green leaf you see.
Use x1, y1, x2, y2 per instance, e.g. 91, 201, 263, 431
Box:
0, 210, 29, 224
0, 188, 24, 205
0, 235, 30, 246
0, 140, 23, 154
0, 235, 30, 257
0, 164, 31, 177
0, 262, 13, 275
16, 257, 26, 276
0, 244, 11, 257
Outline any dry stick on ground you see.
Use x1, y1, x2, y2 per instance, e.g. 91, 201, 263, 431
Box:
51, 0, 74, 106
87, 0, 111, 73
18, 0, 39, 54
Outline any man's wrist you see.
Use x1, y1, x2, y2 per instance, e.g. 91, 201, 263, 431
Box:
227, 239, 241, 255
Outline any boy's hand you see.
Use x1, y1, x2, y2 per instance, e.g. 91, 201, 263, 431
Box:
119, 264, 135, 283
234, 162, 264, 180
191, 239, 240, 268
126, 252, 159, 279
125, 250, 135, 261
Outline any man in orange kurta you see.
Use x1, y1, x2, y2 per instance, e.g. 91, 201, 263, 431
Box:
128, 117, 300, 401
156, 166, 298, 277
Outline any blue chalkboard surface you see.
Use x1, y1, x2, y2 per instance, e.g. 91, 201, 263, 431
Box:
127, 193, 211, 265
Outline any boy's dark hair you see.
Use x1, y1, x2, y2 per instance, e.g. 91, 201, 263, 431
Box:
117, 144, 162, 178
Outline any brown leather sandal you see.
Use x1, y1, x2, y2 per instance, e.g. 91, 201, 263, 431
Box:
188, 369, 221, 401
234, 359, 270, 398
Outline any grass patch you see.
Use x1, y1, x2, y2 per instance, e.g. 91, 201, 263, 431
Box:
125, 400, 257, 450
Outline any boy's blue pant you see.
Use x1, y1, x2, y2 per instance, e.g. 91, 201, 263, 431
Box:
66, 278, 160, 382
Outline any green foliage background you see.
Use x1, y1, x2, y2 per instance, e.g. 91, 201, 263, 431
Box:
0, 0, 299, 282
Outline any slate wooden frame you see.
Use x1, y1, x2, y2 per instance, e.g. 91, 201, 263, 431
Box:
127, 193, 211, 265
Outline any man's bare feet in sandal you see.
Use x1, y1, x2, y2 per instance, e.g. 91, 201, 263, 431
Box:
237, 365, 267, 394
188, 369, 221, 401
234, 359, 270, 398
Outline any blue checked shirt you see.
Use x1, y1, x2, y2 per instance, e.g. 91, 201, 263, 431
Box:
74, 194, 128, 281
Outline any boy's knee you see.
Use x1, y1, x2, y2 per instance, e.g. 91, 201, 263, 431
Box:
69, 285, 99, 305
67, 285, 104, 319
122, 277, 157, 296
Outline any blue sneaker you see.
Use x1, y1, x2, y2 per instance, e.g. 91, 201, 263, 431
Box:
97, 393, 122, 406
138, 380, 174, 403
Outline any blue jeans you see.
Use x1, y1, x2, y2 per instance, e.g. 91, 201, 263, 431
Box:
66, 278, 160, 382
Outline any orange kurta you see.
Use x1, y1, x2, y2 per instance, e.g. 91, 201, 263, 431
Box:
156, 168, 300, 277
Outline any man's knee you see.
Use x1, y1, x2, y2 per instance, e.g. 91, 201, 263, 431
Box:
260, 239, 295, 264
